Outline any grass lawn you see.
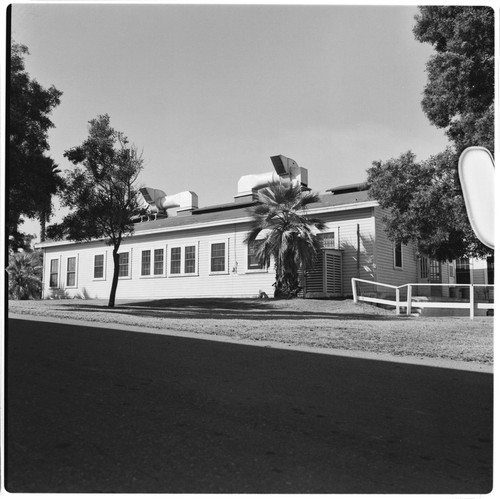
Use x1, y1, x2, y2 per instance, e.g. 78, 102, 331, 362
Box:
8, 297, 493, 365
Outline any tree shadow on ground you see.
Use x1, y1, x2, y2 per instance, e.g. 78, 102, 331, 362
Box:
61, 298, 408, 322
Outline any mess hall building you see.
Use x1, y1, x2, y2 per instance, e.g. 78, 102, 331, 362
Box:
36, 155, 488, 301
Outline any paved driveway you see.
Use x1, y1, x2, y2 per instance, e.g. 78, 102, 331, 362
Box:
5, 318, 493, 493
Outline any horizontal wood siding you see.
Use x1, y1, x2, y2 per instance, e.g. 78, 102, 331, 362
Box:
373, 206, 418, 286
315, 208, 376, 294
41, 223, 276, 300
40, 204, 410, 299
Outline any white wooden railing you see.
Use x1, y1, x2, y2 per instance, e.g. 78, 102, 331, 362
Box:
351, 278, 494, 320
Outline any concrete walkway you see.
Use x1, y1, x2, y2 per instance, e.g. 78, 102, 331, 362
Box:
5, 317, 493, 493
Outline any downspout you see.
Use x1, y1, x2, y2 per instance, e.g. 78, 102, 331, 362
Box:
232, 223, 238, 274
41, 248, 46, 299
356, 224, 360, 278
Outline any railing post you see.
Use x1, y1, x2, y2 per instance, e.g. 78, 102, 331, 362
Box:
470, 284, 474, 319
352, 278, 358, 304
406, 285, 412, 316
396, 288, 400, 315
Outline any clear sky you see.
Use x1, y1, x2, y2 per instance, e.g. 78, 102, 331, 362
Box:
11, 2, 450, 240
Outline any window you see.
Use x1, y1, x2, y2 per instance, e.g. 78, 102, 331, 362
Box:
141, 248, 165, 277
118, 252, 130, 278
247, 241, 265, 270
66, 257, 77, 287
318, 232, 336, 249
487, 256, 494, 285
94, 254, 105, 279
394, 243, 403, 269
456, 258, 471, 284
168, 245, 197, 276
184, 246, 196, 274
49, 259, 59, 288
170, 247, 181, 274
141, 250, 151, 276
154, 249, 164, 275
419, 257, 428, 279
211, 242, 226, 272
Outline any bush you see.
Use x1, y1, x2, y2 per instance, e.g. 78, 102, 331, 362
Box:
7, 250, 43, 300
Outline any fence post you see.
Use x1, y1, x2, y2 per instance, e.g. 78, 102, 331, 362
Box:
406, 285, 412, 316
470, 284, 474, 320
352, 278, 358, 304
396, 288, 400, 315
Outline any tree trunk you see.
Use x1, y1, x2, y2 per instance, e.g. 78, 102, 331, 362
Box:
39, 211, 46, 242
274, 255, 300, 299
108, 247, 121, 308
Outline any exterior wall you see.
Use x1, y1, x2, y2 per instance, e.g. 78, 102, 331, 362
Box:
41, 206, 381, 300
313, 207, 376, 295
373, 207, 418, 287
41, 222, 276, 300
470, 258, 488, 285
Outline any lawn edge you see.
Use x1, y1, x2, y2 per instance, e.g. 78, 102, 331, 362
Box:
8, 313, 493, 374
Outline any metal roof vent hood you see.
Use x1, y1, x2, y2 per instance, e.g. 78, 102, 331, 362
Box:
137, 188, 198, 219
234, 155, 308, 203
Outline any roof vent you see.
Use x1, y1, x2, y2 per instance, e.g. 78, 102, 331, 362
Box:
137, 188, 198, 219
327, 182, 369, 195
235, 155, 308, 202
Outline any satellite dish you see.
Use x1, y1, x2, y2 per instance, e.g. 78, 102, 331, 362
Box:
458, 147, 495, 249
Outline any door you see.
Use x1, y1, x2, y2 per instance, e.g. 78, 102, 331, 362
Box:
429, 259, 442, 297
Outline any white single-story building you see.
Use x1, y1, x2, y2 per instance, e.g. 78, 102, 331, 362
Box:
36, 156, 493, 301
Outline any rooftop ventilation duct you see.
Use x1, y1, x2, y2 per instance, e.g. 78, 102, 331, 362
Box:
137, 187, 198, 219
235, 155, 308, 203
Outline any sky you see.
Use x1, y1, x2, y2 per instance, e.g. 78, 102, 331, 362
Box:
10, 2, 450, 240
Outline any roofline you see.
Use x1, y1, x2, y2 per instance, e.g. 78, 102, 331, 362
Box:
34, 199, 379, 249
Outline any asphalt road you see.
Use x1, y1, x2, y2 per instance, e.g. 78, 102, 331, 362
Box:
5, 318, 493, 493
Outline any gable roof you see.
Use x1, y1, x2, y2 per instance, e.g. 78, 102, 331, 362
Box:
36, 188, 376, 247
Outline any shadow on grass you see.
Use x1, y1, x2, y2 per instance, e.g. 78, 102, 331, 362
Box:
60, 298, 407, 322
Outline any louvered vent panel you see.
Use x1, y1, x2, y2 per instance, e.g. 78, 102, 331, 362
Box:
326, 252, 342, 295
306, 255, 324, 293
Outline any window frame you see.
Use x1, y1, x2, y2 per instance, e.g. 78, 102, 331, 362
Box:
65, 255, 78, 288
419, 256, 429, 279
118, 250, 132, 279
93, 253, 106, 281
140, 247, 166, 278
393, 243, 403, 270
318, 232, 336, 249
167, 243, 199, 277
49, 258, 60, 288
247, 240, 266, 271
184, 245, 197, 274
141, 249, 151, 276
210, 240, 229, 275
449, 261, 455, 279
153, 248, 165, 276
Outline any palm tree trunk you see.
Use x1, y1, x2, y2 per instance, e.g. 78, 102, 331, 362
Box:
39, 210, 47, 242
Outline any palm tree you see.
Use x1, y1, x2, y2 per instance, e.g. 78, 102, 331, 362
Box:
7, 250, 43, 300
35, 157, 64, 242
245, 182, 326, 298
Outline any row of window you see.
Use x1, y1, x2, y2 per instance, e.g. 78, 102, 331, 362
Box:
49, 241, 265, 288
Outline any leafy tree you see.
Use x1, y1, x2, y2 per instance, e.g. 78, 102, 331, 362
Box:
7, 250, 43, 300
368, 7, 494, 262
9, 41, 63, 250
47, 114, 144, 308
368, 149, 489, 262
413, 6, 494, 153
244, 182, 325, 298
